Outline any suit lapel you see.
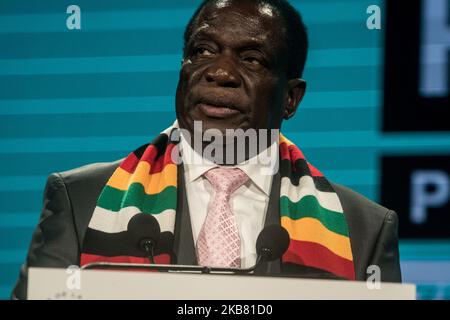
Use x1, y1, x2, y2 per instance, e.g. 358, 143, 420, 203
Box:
173, 164, 198, 265
255, 171, 282, 274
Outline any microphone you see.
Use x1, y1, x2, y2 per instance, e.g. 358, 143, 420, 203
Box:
208, 224, 290, 274
255, 224, 290, 264
127, 213, 161, 263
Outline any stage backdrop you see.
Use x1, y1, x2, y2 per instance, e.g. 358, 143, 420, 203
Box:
0, 0, 449, 299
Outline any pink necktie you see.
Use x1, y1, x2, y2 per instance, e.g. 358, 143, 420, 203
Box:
196, 167, 249, 268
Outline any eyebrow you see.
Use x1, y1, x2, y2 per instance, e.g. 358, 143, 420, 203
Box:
188, 29, 272, 53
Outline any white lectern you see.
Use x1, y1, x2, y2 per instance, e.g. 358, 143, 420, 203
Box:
27, 267, 416, 300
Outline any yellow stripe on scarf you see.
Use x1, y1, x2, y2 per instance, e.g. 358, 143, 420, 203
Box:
281, 216, 353, 260
279, 133, 295, 146
107, 162, 177, 195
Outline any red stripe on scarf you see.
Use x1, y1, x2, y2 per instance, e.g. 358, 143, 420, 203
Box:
120, 144, 177, 174
80, 253, 171, 266
280, 142, 305, 162
120, 152, 141, 173
148, 143, 177, 174
282, 239, 355, 280
279, 142, 323, 177
307, 163, 323, 177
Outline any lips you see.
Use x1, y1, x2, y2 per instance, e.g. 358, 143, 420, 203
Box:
197, 103, 241, 118
195, 97, 242, 119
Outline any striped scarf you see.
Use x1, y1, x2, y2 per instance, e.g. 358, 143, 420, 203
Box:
80, 124, 355, 280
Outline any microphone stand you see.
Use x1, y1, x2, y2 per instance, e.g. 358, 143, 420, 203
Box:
81, 250, 269, 274
141, 239, 156, 264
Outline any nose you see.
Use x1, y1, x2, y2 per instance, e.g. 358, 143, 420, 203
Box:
204, 56, 241, 88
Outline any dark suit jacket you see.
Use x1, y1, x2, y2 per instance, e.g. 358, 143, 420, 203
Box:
12, 160, 402, 299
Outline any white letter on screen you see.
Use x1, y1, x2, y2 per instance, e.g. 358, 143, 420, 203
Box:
366, 5, 381, 30
420, 0, 450, 97
66, 5, 81, 30
410, 170, 450, 224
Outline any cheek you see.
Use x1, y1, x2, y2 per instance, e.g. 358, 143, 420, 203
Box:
180, 67, 195, 91
250, 73, 281, 99
176, 68, 196, 118
177, 68, 195, 108
180, 65, 205, 96
249, 77, 285, 126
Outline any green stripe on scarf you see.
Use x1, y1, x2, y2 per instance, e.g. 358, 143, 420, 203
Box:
98, 184, 177, 213
280, 195, 349, 237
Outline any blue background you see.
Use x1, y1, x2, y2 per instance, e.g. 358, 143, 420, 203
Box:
1, 0, 450, 299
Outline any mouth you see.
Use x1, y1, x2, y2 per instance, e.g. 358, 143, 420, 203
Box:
195, 98, 242, 119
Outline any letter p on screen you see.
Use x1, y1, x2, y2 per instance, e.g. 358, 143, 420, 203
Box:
410, 170, 450, 224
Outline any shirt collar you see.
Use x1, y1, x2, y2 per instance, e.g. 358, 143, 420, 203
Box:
180, 132, 278, 196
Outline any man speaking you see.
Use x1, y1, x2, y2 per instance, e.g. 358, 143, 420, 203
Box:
13, 0, 401, 299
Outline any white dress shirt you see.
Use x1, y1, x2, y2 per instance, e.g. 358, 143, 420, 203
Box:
180, 133, 278, 268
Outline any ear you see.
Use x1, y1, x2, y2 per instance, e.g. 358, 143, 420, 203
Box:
284, 79, 306, 120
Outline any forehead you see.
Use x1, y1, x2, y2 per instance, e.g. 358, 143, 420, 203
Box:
190, 1, 286, 46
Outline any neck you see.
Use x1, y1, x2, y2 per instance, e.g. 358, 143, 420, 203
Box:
183, 130, 279, 166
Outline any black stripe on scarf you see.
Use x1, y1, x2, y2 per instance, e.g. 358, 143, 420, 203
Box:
82, 228, 173, 257
82, 228, 145, 257
279, 159, 335, 192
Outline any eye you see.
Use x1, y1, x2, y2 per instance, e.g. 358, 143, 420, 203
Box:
242, 56, 262, 65
193, 47, 215, 58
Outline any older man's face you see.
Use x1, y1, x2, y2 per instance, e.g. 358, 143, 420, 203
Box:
176, 1, 291, 135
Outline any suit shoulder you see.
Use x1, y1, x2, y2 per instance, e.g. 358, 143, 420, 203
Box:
330, 182, 391, 221
51, 159, 124, 236
57, 159, 123, 187
329, 183, 400, 281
